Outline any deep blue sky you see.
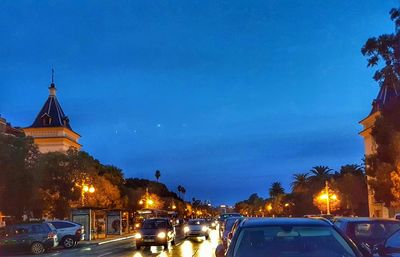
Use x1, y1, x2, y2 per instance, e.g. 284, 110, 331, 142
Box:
0, 0, 398, 205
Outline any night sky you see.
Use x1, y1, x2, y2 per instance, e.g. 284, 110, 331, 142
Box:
0, 0, 398, 205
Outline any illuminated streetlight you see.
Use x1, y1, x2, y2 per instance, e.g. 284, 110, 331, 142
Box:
80, 182, 95, 206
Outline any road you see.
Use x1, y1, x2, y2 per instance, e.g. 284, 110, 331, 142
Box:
3, 229, 219, 257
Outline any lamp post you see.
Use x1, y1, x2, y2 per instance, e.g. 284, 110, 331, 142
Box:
81, 183, 95, 206
139, 188, 154, 209
318, 181, 338, 215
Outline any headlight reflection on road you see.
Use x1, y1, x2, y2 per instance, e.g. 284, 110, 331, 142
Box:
181, 240, 194, 257
133, 253, 143, 257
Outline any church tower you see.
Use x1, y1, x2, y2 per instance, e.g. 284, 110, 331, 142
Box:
23, 74, 81, 153
360, 83, 400, 217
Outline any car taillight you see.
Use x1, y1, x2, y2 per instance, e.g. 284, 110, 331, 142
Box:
75, 228, 82, 236
48, 232, 57, 239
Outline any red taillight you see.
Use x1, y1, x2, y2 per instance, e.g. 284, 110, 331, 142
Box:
75, 228, 82, 236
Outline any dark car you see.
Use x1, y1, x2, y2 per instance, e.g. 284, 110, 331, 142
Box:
226, 217, 245, 249
334, 217, 400, 248
216, 218, 368, 257
0, 222, 58, 255
373, 228, 400, 256
219, 213, 242, 237
134, 218, 175, 250
221, 217, 242, 249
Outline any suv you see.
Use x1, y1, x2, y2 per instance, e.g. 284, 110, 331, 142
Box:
216, 218, 368, 257
134, 218, 176, 250
46, 220, 84, 249
0, 222, 58, 255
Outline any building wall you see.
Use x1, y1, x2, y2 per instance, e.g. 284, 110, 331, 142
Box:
360, 111, 393, 218
23, 127, 81, 153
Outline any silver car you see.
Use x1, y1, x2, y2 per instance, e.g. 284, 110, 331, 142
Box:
184, 219, 210, 239
46, 220, 84, 249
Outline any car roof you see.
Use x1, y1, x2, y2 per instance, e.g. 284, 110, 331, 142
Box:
240, 218, 333, 228
334, 217, 399, 222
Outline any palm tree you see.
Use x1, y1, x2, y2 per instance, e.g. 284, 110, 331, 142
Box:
309, 166, 332, 181
340, 164, 364, 176
269, 182, 285, 198
181, 187, 186, 200
177, 185, 183, 198
155, 170, 161, 182
291, 173, 310, 193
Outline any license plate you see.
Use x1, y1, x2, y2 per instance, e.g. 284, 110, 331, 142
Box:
144, 239, 154, 242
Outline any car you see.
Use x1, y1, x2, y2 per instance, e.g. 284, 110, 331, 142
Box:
207, 218, 218, 229
215, 218, 369, 257
134, 218, 175, 250
373, 227, 400, 256
219, 213, 242, 237
184, 219, 210, 239
221, 217, 242, 249
46, 220, 84, 249
334, 217, 400, 248
226, 217, 245, 249
0, 222, 58, 255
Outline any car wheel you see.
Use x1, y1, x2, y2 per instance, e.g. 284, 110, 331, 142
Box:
172, 238, 176, 245
164, 242, 169, 250
62, 236, 76, 249
205, 234, 209, 240
30, 242, 45, 255
135, 244, 141, 250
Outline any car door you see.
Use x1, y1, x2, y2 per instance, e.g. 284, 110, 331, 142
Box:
380, 229, 400, 257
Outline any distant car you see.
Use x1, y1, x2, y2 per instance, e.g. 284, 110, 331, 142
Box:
134, 218, 175, 250
221, 217, 241, 249
334, 217, 400, 248
218, 213, 242, 236
46, 220, 84, 249
0, 222, 58, 255
215, 218, 366, 257
207, 218, 218, 229
184, 219, 210, 239
226, 217, 245, 249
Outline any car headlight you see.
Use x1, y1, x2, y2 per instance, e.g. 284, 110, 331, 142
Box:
134, 233, 142, 239
202, 226, 208, 232
157, 232, 166, 239
184, 226, 190, 233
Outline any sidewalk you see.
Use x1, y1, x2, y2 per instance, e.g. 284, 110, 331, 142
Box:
79, 234, 135, 246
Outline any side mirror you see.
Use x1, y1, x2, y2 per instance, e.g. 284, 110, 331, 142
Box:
215, 244, 225, 257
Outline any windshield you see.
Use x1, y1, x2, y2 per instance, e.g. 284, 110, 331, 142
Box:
142, 220, 167, 229
233, 226, 356, 257
189, 220, 205, 225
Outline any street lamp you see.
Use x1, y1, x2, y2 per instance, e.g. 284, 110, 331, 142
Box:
80, 183, 95, 206
318, 181, 339, 215
138, 188, 154, 209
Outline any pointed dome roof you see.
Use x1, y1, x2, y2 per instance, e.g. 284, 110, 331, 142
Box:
370, 83, 400, 114
29, 82, 73, 130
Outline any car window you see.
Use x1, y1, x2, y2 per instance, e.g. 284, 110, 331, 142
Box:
51, 221, 75, 229
385, 229, 400, 248
142, 220, 167, 229
189, 220, 205, 225
354, 221, 400, 240
233, 226, 356, 257
31, 225, 46, 233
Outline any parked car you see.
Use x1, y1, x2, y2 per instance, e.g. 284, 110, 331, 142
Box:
134, 218, 175, 250
221, 217, 242, 249
218, 213, 242, 237
184, 219, 210, 239
0, 222, 58, 255
373, 228, 400, 256
46, 220, 84, 249
334, 217, 400, 248
215, 218, 368, 257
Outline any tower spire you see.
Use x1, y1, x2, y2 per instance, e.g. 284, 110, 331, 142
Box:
49, 68, 57, 96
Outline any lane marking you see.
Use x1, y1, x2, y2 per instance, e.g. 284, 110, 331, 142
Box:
97, 252, 113, 257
